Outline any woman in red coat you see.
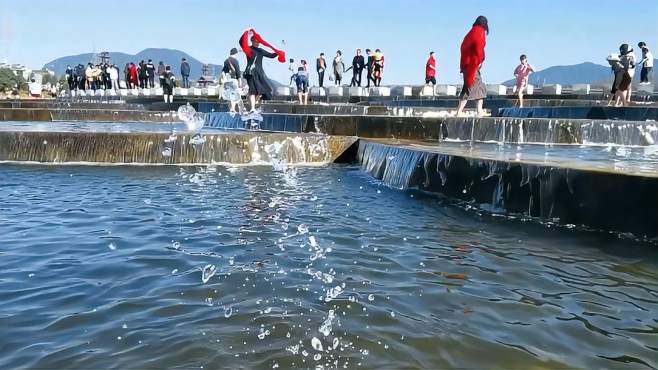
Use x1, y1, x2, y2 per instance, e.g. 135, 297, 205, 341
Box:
456, 16, 488, 117
129, 62, 138, 89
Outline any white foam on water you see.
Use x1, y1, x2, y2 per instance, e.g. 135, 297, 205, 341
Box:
311, 337, 323, 351
201, 264, 217, 284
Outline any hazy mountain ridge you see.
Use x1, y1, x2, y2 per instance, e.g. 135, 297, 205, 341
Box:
503, 60, 658, 86
43, 48, 222, 78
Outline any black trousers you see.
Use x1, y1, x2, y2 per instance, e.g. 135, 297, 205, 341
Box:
366, 69, 375, 87
351, 69, 363, 86
148, 76, 155, 88
641, 67, 652, 83
318, 71, 324, 87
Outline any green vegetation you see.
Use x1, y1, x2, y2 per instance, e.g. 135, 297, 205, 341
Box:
0, 68, 26, 92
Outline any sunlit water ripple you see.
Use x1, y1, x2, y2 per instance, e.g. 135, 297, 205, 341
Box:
0, 164, 656, 369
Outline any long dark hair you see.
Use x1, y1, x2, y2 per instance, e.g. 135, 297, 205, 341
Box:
473, 15, 489, 35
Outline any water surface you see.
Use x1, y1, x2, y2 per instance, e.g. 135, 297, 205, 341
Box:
0, 164, 656, 369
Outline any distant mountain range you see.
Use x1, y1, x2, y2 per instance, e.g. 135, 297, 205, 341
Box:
42, 48, 222, 78
503, 60, 658, 86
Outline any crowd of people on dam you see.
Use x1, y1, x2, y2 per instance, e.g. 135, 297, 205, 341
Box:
54, 16, 654, 114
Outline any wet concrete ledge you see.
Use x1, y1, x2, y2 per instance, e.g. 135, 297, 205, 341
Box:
0, 108, 178, 123
498, 106, 658, 121
356, 140, 658, 239
205, 112, 658, 146
0, 131, 356, 165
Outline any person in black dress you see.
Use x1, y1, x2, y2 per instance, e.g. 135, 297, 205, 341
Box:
242, 36, 279, 112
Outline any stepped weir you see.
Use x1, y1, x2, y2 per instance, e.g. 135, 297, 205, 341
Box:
1, 94, 657, 239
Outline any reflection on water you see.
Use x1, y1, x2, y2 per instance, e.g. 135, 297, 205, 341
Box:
0, 164, 656, 369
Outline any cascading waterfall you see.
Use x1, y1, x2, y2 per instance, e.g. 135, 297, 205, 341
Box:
0, 131, 353, 165
356, 139, 658, 238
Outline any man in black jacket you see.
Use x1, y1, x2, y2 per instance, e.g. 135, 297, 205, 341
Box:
146, 59, 156, 88
351, 49, 365, 87
180, 58, 191, 88
316, 53, 326, 88
364, 49, 375, 88
74, 64, 85, 90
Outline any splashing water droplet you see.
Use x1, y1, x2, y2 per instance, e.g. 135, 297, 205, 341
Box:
390, 311, 396, 318
286, 344, 300, 355
298, 224, 309, 234
108, 242, 116, 250
311, 337, 323, 351
368, 294, 375, 301
332, 337, 339, 349
224, 306, 233, 318
313, 353, 322, 361
201, 264, 217, 284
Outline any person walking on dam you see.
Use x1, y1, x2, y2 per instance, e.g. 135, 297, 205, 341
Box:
333, 50, 345, 86
456, 15, 489, 117
425, 51, 437, 86
65, 65, 74, 91
513, 54, 534, 108
365, 49, 375, 88
239, 28, 286, 112
162, 65, 176, 103
618, 43, 636, 106
222, 47, 242, 113
350, 49, 365, 87
316, 53, 327, 88
372, 49, 384, 87
180, 58, 191, 88
638, 42, 653, 84
157, 61, 166, 87
146, 59, 156, 88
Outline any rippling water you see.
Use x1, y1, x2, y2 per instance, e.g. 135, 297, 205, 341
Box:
1, 164, 656, 369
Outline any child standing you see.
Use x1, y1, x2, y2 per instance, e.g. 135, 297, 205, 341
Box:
513, 54, 534, 108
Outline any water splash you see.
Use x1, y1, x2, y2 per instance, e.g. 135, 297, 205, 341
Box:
201, 264, 217, 284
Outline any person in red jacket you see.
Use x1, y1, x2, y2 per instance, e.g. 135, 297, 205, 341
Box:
425, 51, 437, 85
129, 62, 138, 89
456, 16, 488, 117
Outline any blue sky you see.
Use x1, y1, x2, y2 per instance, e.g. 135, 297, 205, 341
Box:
1, 0, 657, 84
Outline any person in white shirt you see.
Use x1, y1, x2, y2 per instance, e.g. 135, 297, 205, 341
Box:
288, 58, 298, 87
638, 42, 654, 84
28, 79, 42, 98
109, 64, 119, 90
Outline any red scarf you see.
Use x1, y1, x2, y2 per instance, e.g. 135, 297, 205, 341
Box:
239, 28, 286, 63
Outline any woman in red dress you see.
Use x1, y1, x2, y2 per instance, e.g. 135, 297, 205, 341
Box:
456, 16, 488, 117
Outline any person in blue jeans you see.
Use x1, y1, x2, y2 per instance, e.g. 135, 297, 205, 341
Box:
296, 65, 309, 104
180, 58, 190, 88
